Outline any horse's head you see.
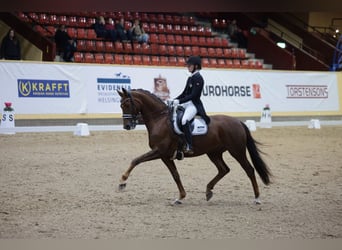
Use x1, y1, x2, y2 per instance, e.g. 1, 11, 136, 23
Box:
117, 88, 141, 130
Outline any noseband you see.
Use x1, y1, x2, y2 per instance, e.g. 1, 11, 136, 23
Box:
122, 90, 141, 129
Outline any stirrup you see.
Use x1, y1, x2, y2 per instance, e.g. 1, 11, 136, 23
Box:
171, 150, 184, 160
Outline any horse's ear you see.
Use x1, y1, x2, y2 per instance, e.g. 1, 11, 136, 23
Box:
117, 89, 124, 97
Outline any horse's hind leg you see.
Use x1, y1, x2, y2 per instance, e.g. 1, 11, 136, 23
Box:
234, 155, 261, 204
206, 152, 230, 201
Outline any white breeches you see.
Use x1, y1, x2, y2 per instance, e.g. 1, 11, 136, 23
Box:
181, 101, 197, 125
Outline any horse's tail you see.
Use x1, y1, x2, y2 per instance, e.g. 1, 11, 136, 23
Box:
241, 122, 272, 185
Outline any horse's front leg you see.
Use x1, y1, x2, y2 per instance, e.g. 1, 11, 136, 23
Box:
161, 158, 186, 205
119, 148, 161, 190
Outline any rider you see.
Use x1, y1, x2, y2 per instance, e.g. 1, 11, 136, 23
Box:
173, 56, 210, 154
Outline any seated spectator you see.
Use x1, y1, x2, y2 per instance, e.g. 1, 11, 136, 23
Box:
131, 19, 149, 44
105, 17, 118, 41
63, 38, 77, 62
54, 24, 70, 56
227, 19, 248, 49
92, 16, 108, 39
115, 17, 132, 42
0, 29, 21, 60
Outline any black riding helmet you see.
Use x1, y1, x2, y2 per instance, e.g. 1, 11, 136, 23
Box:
186, 56, 202, 70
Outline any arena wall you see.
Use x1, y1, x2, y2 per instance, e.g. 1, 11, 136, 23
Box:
0, 61, 341, 121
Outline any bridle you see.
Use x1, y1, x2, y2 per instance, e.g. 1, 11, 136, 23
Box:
122, 90, 141, 129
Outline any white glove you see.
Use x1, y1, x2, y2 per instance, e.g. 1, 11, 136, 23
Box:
173, 99, 179, 105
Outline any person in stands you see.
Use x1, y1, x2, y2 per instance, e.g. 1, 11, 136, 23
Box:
227, 19, 248, 48
115, 17, 132, 42
0, 29, 21, 60
172, 56, 210, 154
131, 19, 149, 44
54, 24, 70, 57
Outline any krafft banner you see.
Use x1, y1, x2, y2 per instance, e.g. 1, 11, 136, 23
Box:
0, 61, 339, 115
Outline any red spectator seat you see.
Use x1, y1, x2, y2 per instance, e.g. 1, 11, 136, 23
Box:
123, 42, 133, 53
94, 53, 104, 63
84, 53, 95, 63
105, 41, 114, 52
191, 46, 200, 56
202, 57, 210, 67
104, 53, 114, 64
141, 43, 151, 54
160, 56, 169, 66
165, 24, 173, 33
133, 55, 142, 65
114, 54, 124, 64
158, 34, 167, 44
150, 44, 159, 55
215, 48, 223, 57
95, 41, 105, 52
198, 37, 206, 46
77, 40, 87, 51
174, 35, 183, 45
223, 48, 232, 58
226, 59, 233, 68
174, 25, 181, 34
133, 43, 142, 53
77, 28, 87, 39
190, 36, 199, 45
207, 47, 216, 57
209, 58, 218, 68
214, 37, 222, 47
221, 38, 229, 47
85, 40, 96, 51
78, 17, 87, 27
123, 54, 133, 64
87, 29, 97, 39
167, 45, 176, 55
142, 55, 151, 65
168, 56, 177, 66
189, 26, 197, 36
177, 57, 186, 66
180, 25, 189, 35
233, 59, 241, 68
175, 46, 184, 56
159, 44, 167, 55
151, 56, 160, 65
199, 47, 208, 57
67, 28, 77, 39
206, 37, 215, 46
68, 16, 77, 27
241, 59, 249, 69
184, 46, 192, 56
166, 34, 175, 44
114, 42, 124, 53
59, 15, 68, 25
149, 23, 157, 33
217, 59, 226, 68
149, 33, 158, 43
74, 52, 83, 63
183, 35, 191, 45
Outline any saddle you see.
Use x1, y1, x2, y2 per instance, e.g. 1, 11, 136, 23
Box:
171, 104, 208, 136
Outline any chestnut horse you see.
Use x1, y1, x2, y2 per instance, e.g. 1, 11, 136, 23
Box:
117, 88, 272, 204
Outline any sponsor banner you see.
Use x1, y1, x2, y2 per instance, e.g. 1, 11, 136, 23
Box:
0, 62, 340, 115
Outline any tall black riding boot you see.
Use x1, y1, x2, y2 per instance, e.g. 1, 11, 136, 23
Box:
182, 121, 194, 154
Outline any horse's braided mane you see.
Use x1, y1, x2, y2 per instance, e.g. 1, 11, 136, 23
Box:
133, 88, 166, 106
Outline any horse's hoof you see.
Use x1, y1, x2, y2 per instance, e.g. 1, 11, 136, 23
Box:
206, 191, 213, 201
118, 183, 126, 191
254, 198, 261, 205
171, 199, 183, 205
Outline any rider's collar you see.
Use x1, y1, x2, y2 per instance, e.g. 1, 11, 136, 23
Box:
191, 70, 200, 76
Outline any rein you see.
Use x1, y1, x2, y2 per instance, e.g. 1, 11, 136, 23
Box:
122, 90, 169, 126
